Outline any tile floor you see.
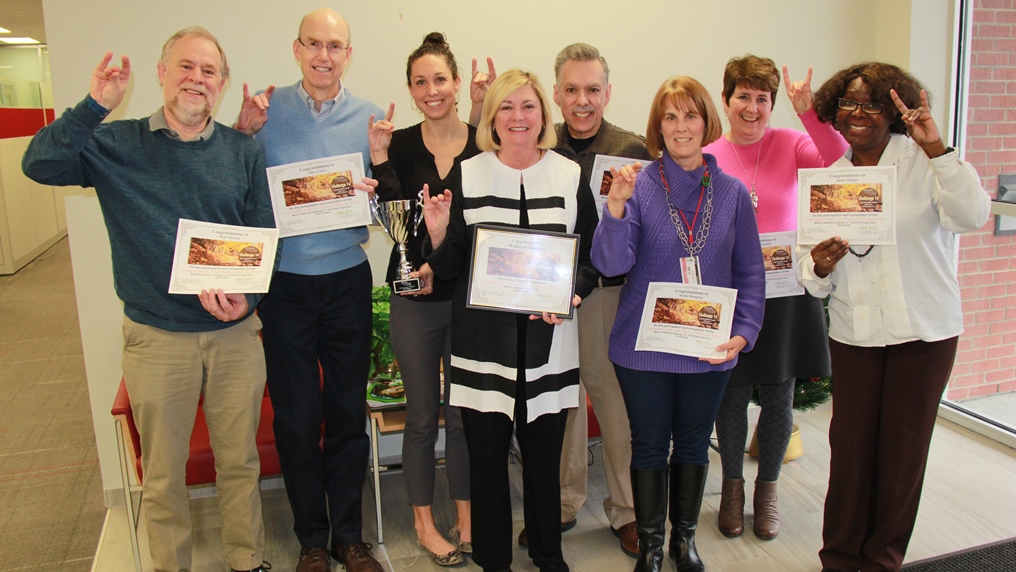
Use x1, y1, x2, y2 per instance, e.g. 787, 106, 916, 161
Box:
93, 404, 1016, 572
0, 239, 105, 571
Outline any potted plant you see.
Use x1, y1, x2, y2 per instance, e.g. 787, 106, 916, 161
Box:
370, 286, 398, 378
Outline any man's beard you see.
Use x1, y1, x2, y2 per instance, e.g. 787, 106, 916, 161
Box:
166, 93, 211, 128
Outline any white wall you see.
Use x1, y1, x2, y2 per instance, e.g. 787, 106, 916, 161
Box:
44, 0, 892, 137
40, 0, 956, 497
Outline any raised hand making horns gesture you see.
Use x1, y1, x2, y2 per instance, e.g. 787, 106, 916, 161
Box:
90, 52, 131, 112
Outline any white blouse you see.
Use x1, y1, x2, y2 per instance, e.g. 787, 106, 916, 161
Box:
799, 134, 990, 347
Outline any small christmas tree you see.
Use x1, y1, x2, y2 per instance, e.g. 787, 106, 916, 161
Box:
792, 376, 832, 411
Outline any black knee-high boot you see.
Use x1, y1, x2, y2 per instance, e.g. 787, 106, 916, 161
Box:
631, 468, 669, 572
668, 463, 708, 571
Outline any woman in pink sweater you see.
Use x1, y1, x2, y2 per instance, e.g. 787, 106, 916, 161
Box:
702, 55, 846, 540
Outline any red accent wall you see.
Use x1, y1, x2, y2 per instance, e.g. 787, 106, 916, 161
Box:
949, 0, 1016, 400
0, 108, 55, 139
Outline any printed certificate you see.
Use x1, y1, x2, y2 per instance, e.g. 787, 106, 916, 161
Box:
589, 154, 644, 220
635, 282, 737, 359
466, 225, 580, 318
760, 231, 805, 298
168, 219, 279, 294
797, 165, 896, 245
266, 152, 371, 237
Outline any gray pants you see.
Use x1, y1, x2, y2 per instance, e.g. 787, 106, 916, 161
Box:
389, 295, 470, 505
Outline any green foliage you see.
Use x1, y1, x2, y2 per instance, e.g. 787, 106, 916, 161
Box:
371, 286, 396, 376
793, 377, 832, 411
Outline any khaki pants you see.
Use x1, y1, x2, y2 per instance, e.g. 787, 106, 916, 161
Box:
559, 285, 635, 527
122, 314, 266, 572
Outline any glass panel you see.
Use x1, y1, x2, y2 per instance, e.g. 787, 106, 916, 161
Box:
0, 46, 51, 109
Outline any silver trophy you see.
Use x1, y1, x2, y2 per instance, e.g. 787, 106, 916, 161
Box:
371, 195, 424, 293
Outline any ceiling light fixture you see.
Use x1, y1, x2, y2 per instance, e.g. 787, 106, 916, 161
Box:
0, 27, 11, 34
0, 37, 40, 44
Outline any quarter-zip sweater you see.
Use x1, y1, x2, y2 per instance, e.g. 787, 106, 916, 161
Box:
592, 152, 765, 373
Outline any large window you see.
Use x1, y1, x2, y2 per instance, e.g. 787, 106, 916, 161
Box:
939, 0, 1016, 447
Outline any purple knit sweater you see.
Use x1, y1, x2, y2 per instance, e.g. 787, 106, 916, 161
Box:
591, 152, 765, 373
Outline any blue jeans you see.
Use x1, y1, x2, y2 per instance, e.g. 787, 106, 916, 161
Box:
614, 364, 731, 469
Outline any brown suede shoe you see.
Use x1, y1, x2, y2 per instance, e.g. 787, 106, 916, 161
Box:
753, 479, 780, 540
610, 521, 640, 558
517, 518, 577, 547
718, 477, 745, 537
331, 541, 383, 572
296, 547, 330, 572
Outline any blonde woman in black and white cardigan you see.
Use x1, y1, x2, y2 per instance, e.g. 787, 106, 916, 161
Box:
421, 69, 598, 572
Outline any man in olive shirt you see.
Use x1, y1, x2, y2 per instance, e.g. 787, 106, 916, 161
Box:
530, 42, 652, 559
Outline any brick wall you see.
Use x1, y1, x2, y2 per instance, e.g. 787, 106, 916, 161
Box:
948, 0, 1016, 400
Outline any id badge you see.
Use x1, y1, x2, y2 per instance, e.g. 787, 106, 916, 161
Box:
680, 256, 702, 285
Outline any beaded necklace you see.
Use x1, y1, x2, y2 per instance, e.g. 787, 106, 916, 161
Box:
659, 158, 713, 256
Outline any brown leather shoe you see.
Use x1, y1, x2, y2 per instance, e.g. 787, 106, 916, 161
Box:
753, 479, 780, 540
517, 518, 577, 547
296, 547, 330, 572
610, 521, 639, 558
718, 477, 745, 537
330, 541, 383, 572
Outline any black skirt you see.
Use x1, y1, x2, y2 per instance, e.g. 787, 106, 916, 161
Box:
728, 294, 831, 386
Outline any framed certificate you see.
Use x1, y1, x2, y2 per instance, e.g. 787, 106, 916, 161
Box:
466, 224, 580, 318
634, 282, 738, 359
168, 219, 279, 294
266, 152, 372, 237
797, 165, 897, 245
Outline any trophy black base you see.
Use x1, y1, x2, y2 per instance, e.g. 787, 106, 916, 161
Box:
392, 278, 422, 294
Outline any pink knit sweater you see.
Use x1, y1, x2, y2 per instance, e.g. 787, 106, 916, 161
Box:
703, 109, 847, 234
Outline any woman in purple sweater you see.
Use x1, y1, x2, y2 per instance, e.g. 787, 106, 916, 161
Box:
592, 77, 765, 572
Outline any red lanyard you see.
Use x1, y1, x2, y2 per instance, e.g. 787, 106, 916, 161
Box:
659, 159, 710, 243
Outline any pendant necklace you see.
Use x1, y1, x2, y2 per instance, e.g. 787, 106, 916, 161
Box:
729, 135, 762, 212
659, 159, 713, 256
847, 154, 882, 259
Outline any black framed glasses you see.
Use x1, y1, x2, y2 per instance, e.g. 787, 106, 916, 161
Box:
838, 98, 884, 114
297, 37, 349, 55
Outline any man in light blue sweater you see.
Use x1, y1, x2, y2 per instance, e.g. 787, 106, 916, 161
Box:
23, 28, 272, 572
234, 8, 384, 572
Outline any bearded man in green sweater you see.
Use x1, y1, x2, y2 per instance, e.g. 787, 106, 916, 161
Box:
22, 27, 273, 572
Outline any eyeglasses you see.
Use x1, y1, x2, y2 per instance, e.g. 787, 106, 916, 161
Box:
297, 37, 349, 55
837, 98, 884, 114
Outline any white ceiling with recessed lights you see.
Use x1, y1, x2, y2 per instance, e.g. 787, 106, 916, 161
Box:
0, 0, 46, 44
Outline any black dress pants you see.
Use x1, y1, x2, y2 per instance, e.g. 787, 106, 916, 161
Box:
463, 314, 569, 571
462, 388, 568, 571
258, 262, 373, 548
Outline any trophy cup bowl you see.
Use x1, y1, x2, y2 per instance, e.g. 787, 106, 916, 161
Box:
371, 197, 423, 293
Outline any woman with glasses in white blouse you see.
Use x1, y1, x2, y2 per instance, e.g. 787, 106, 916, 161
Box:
803, 62, 990, 572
